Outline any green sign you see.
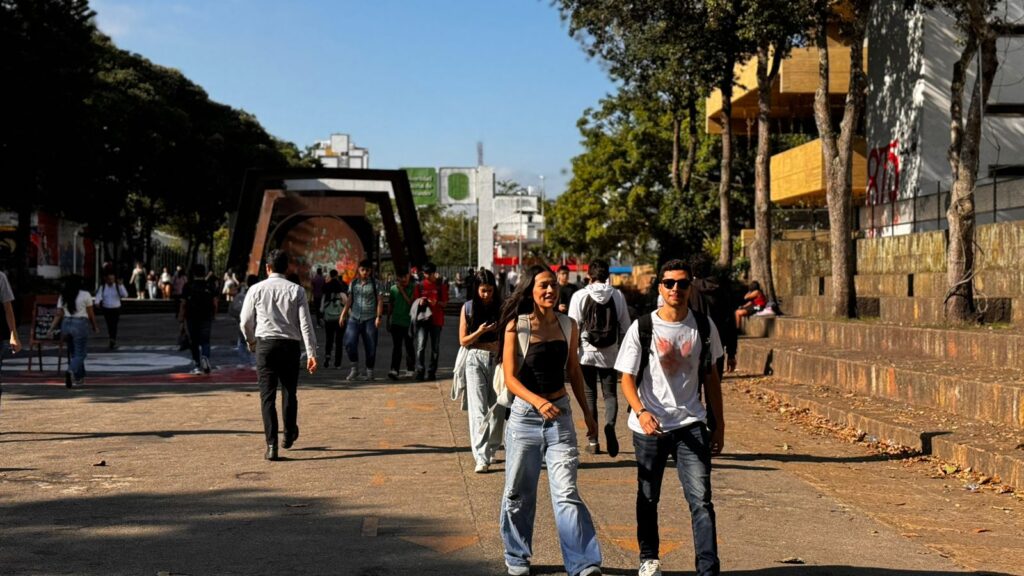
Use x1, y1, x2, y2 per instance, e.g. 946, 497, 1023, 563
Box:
447, 172, 470, 201
402, 167, 437, 206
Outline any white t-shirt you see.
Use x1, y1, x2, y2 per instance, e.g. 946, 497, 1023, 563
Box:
614, 310, 723, 433
58, 290, 94, 318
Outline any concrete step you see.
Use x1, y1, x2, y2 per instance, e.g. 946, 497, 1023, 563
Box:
735, 376, 1024, 490
744, 316, 1024, 371
738, 337, 1024, 428
785, 294, 1015, 324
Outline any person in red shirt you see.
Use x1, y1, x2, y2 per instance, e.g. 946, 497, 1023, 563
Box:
734, 280, 767, 328
412, 261, 448, 380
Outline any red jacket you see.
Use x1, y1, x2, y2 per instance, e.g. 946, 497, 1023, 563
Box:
414, 278, 448, 327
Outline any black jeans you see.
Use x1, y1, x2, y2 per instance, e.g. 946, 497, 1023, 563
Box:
388, 323, 414, 372
101, 308, 121, 341
323, 320, 343, 366
256, 338, 300, 445
581, 365, 618, 436
633, 423, 719, 575
187, 318, 213, 366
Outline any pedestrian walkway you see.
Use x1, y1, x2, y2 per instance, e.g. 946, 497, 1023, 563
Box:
1, 313, 1022, 575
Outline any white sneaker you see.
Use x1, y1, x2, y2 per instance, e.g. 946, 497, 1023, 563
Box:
346, 366, 360, 381
638, 559, 662, 576
364, 369, 374, 381
506, 564, 530, 576
387, 370, 399, 380
190, 366, 202, 375
474, 462, 489, 474
200, 356, 211, 374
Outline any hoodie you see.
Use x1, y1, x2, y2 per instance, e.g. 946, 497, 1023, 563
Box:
568, 281, 632, 368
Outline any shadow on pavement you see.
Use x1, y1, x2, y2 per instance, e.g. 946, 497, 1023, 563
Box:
586, 568, 1014, 576
720, 451, 918, 465
285, 443, 470, 461
0, 428, 260, 444
1, 488, 492, 576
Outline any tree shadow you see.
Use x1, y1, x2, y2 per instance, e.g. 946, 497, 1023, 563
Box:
1, 487, 494, 575
0, 428, 261, 444
284, 443, 471, 461
584, 568, 1013, 576
719, 450, 917, 465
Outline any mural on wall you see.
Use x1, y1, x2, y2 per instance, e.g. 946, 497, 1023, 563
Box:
865, 140, 903, 237
282, 216, 365, 286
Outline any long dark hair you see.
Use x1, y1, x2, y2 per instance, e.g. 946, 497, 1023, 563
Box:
60, 275, 83, 315
467, 269, 499, 331
497, 265, 554, 356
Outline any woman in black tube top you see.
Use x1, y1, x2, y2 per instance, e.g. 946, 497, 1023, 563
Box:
496, 264, 602, 576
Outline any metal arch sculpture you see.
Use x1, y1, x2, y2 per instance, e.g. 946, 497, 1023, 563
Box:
227, 167, 427, 276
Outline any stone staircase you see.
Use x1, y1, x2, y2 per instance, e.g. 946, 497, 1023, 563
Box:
737, 316, 1024, 489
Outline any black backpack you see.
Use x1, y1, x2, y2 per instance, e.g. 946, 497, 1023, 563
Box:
636, 309, 717, 431
186, 279, 215, 320
581, 294, 619, 348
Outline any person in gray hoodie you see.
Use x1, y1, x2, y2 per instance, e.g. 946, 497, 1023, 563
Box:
568, 258, 631, 457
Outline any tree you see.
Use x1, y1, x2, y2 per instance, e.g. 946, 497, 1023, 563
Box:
811, 0, 871, 318
739, 1, 815, 304
0, 0, 98, 286
416, 205, 477, 268
933, 0, 1022, 323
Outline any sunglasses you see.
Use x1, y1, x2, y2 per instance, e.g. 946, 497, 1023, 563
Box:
660, 278, 691, 290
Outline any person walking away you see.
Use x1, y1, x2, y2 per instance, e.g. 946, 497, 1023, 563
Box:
556, 265, 578, 314
95, 272, 128, 349
239, 249, 318, 461
614, 259, 725, 576
497, 264, 601, 576
568, 258, 631, 457
46, 275, 98, 388
320, 270, 347, 369
413, 261, 448, 381
340, 259, 382, 381
222, 271, 239, 303
688, 256, 738, 375
458, 269, 503, 473
179, 264, 218, 375
387, 269, 415, 379
0, 269, 23, 416
129, 262, 146, 299
310, 267, 326, 326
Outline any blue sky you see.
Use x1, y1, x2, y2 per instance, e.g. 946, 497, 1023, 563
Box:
91, 0, 617, 197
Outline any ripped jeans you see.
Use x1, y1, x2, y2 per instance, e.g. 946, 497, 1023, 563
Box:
499, 395, 602, 575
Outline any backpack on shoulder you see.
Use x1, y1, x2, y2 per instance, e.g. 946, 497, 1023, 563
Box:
580, 294, 619, 348
636, 309, 718, 432
323, 292, 344, 322
186, 280, 215, 320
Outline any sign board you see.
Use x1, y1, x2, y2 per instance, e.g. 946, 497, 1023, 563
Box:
439, 168, 475, 205
401, 168, 438, 206
29, 295, 61, 346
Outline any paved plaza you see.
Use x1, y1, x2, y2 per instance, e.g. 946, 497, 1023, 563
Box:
1, 313, 1022, 575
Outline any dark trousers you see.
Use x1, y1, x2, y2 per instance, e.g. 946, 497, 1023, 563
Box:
187, 319, 213, 365
581, 365, 618, 436
388, 323, 414, 372
633, 423, 719, 575
415, 323, 442, 375
323, 319, 343, 366
256, 339, 300, 445
102, 308, 122, 342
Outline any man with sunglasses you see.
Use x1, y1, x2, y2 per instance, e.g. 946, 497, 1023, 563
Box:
614, 259, 725, 576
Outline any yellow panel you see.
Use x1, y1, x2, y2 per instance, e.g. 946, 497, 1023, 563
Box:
771, 137, 867, 205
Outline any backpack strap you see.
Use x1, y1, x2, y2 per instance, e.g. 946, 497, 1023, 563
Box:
514, 314, 530, 366
463, 299, 474, 327
637, 312, 654, 381
556, 312, 573, 368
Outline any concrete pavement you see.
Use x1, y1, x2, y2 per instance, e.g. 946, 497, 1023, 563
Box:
1, 313, 1022, 575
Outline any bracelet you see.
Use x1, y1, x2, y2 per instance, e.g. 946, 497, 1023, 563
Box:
637, 408, 648, 416
539, 401, 551, 410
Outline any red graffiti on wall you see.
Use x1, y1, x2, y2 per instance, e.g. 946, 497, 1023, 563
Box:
867, 140, 900, 207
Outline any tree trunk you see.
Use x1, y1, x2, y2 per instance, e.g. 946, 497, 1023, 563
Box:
682, 99, 698, 193
752, 42, 782, 304
946, 26, 998, 323
718, 53, 736, 270
812, 4, 867, 318
671, 113, 682, 194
